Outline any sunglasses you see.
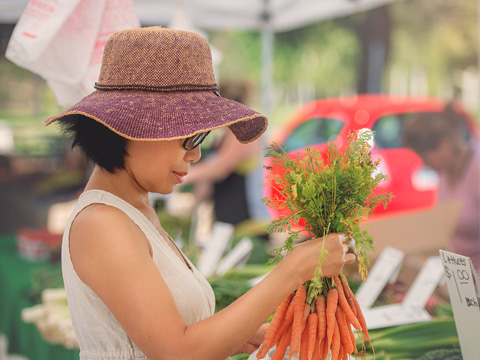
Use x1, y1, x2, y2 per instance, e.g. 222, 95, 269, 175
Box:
182, 131, 211, 150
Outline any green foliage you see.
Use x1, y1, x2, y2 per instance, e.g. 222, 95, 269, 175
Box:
263, 130, 393, 281
389, 0, 477, 97
360, 318, 460, 360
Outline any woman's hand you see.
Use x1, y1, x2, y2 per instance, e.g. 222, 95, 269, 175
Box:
286, 233, 356, 285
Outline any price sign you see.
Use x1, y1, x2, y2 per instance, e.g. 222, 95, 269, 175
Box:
439, 250, 480, 360
355, 246, 404, 309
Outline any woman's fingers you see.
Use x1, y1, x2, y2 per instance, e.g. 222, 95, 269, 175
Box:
344, 253, 357, 265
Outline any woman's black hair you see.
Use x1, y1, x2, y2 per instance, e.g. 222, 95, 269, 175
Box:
55, 114, 128, 173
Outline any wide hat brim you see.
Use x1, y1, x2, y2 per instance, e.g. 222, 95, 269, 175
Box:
44, 89, 268, 143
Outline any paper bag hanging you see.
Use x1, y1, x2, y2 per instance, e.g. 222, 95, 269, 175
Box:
6, 0, 140, 107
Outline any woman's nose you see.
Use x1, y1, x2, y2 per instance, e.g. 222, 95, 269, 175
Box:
186, 146, 201, 163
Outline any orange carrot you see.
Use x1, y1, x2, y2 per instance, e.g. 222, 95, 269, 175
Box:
273, 297, 295, 345
333, 276, 361, 330
342, 279, 370, 341
331, 321, 341, 360
335, 305, 354, 355
289, 284, 307, 358
307, 312, 318, 360
326, 287, 338, 351
345, 316, 358, 356
341, 276, 374, 356
302, 302, 310, 331
313, 337, 322, 360
315, 294, 327, 343
321, 331, 329, 360
347, 297, 357, 317
257, 293, 294, 359
272, 324, 293, 360
299, 325, 309, 360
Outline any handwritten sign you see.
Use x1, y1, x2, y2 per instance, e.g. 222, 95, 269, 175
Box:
439, 250, 480, 360
355, 246, 404, 309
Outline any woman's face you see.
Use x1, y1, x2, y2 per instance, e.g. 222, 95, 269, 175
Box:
124, 138, 201, 194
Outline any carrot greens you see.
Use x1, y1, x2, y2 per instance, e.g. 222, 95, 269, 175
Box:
263, 129, 393, 281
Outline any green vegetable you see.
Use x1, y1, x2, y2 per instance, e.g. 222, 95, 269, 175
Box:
263, 130, 392, 285
358, 318, 460, 359
416, 348, 463, 360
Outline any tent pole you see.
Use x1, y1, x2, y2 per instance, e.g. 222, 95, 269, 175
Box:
261, 27, 273, 119
260, 0, 273, 120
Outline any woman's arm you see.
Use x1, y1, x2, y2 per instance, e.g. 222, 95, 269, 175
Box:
70, 204, 354, 360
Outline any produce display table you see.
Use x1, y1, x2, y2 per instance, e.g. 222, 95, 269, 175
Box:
0, 233, 79, 360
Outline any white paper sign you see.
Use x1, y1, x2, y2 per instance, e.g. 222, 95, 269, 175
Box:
362, 303, 431, 330
439, 250, 480, 360
359, 251, 445, 329
355, 246, 404, 309
402, 256, 445, 307
215, 237, 253, 277
196, 222, 234, 278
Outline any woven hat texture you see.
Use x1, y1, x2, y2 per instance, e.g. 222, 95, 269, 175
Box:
44, 26, 268, 143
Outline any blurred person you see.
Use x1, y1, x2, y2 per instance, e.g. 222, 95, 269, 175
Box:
44, 27, 356, 360
183, 80, 270, 228
0, 154, 12, 183
403, 103, 480, 272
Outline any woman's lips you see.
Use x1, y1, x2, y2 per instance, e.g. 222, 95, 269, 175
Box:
173, 171, 187, 184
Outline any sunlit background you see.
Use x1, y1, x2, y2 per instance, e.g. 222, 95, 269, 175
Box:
0, 1, 477, 359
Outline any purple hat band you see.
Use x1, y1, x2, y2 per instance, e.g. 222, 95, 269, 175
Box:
44, 26, 268, 143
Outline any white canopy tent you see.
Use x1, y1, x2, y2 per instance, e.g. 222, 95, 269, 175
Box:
0, 0, 400, 116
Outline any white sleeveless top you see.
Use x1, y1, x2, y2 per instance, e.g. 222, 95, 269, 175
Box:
62, 190, 216, 360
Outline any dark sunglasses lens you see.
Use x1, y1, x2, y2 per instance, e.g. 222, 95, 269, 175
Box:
184, 131, 209, 150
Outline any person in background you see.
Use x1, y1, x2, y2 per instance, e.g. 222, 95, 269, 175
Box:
44, 27, 356, 360
183, 80, 270, 228
403, 103, 480, 272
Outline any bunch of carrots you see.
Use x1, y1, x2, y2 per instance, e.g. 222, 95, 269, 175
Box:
256, 274, 372, 360
259, 130, 392, 359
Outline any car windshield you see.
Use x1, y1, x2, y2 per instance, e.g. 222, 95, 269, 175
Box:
282, 117, 344, 152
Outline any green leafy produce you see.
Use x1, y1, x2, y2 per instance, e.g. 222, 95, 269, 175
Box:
358, 318, 460, 360
263, 129, 392, 285
416, 348, 463, 360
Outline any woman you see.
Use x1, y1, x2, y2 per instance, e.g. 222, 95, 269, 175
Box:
403, 104, 480, 272
45, 27, 356, 360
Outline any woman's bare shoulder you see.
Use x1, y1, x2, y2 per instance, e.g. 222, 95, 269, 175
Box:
68, 203, 152, 284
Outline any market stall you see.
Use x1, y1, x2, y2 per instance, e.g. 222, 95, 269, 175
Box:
0, 233, 79, 360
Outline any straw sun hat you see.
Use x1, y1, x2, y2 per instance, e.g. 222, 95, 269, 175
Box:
44, 26, 268, 143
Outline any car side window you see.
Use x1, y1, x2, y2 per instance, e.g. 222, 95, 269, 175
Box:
282, 117, 344, 152
372, 115, 403, 149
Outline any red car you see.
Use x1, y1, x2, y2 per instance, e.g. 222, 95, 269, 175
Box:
264, 95, 477, 220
